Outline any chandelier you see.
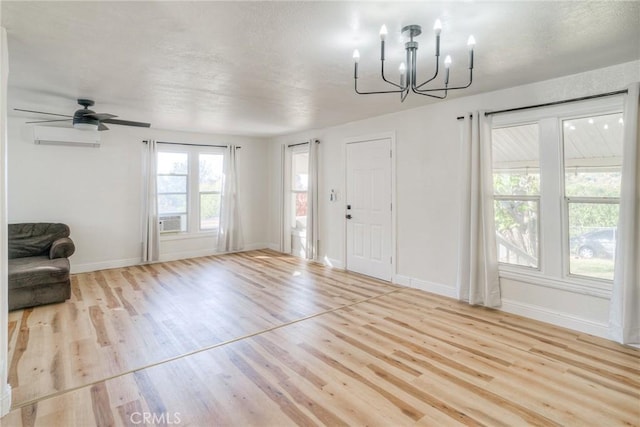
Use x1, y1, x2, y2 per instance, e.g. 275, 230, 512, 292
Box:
352, 20, 475, 101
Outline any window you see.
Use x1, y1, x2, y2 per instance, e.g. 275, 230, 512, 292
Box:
491, 97, 624, 289
199, 154, 224, 230
157, 152, 188, 232
283, 145, 310, 257
157, 146, 225, 234
291, 149, 309, 232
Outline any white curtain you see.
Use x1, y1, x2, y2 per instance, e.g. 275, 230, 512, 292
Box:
217, 145, 244, 252
142, 139, 159, 262
456, 112, 501, 307
609, 83, 640, 345
305, 139, 319, 260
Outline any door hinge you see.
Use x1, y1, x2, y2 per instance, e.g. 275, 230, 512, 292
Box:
390, 202, 393, 211
390, 256, 393, 264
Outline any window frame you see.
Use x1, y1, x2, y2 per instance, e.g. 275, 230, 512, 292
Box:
490, 96, 624, 296
491, 121, 542, 270
157, 150, 189, 233
157, 145, 226, 239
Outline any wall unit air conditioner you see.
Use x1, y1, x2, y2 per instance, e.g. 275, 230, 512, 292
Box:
159, 215, 183, 233
33, 126, 101, 147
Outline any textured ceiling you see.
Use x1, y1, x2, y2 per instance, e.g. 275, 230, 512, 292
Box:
2, 1, 639, 137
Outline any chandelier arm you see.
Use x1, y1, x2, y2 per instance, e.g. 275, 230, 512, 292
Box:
400, 87, 410, 102
355, 78, 405, 95
354, 61, 406, 94
381, 60, 403, 89
411, 86, 448, 99
414, 57, 440, 90
414, 69, 473, 93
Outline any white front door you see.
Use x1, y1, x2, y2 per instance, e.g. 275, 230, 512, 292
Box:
346, 138, 392, 281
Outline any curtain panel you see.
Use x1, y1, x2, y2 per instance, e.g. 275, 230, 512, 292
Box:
456, 112, 501, 307
217, 145, 244, 252
305, 139, 319, 260
142, 139, 159, 262
609, 83, 640, 345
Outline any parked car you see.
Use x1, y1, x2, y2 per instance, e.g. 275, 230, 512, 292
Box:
570, 229, 616, 259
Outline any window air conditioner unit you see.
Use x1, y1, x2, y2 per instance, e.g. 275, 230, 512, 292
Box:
33, 126, 101, 147
159, 215, 182, 233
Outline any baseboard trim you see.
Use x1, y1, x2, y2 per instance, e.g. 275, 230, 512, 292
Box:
395, 275, 456, 298
267, 243, 280, 251
394, 274, 610, 339
500, 298, 609, 339
72, 243, 271, 273
72, 257, 140, 274
1, 383, 11, 417
323, 257, 345, 269
159, 243, 270, 263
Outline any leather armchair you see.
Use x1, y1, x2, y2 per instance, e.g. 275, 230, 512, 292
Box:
8, 223, 75, 311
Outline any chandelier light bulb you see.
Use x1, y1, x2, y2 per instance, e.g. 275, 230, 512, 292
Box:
380, 25, 388, 41
467, 35, 476, 48
444, 55, 452, 68
353, 49, 360, 63
399, 62, 407, 74
434, 19, 442, 35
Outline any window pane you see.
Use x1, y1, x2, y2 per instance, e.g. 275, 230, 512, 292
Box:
291, 192, 307, 230
492, 124, 540, 195
158, 194, 187, 215
199, 154, 224, 192
495, 199, 539, 268
200, 193, 221, 230
157, 175, 187, 193
292, 152, 309, 191
568, 202, 618, 280
158, 152, 188, 174
563, 113, 623, 198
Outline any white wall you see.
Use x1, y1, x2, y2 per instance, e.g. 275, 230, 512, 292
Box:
1, 25, 13, 417
7, 121, 270, 273
267, 60, 640, 339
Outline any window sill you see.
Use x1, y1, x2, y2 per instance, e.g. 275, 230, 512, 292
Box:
160, 231, 218, 242
498, 268, 612, 299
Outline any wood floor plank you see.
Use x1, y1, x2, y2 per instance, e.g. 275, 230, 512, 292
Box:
3, 249, 639, 426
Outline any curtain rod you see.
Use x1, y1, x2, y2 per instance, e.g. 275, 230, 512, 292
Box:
142, 140, 241, 149
456, 89, 628, 120
287, 139, 320, 148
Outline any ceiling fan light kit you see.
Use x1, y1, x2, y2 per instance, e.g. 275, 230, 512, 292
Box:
353, 19, 475, 102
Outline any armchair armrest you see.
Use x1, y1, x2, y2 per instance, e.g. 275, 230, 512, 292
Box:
49, 237, 75, 259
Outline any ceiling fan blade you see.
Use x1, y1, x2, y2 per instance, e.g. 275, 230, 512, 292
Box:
15, 108, 72, 118
84, 113, 117, 121
26, 119, 72, 124
98, 123, 109, 131
102, 118, 151, 128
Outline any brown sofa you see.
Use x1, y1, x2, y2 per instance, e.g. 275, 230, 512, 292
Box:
8, 223, 75, 311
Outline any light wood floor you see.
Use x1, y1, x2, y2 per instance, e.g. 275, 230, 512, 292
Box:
3, 250, 639, 426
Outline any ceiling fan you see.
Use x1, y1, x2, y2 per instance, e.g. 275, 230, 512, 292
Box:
15, 98, 151, 131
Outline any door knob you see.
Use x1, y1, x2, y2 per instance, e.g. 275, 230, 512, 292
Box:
346, 214, 352, 220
